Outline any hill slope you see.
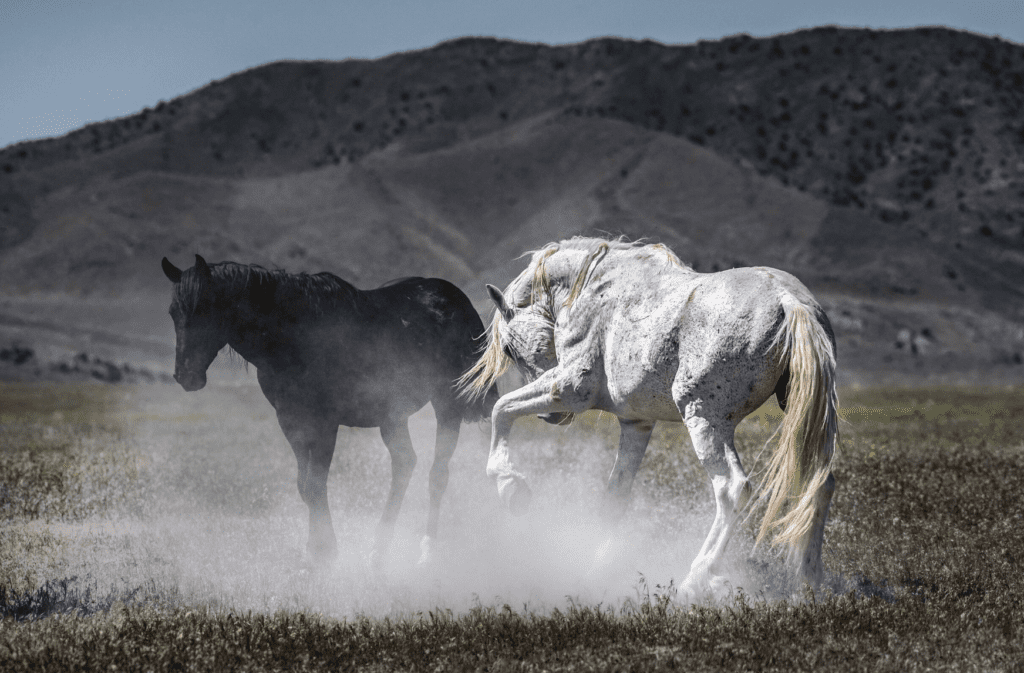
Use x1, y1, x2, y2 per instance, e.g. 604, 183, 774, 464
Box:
1, 27, 1022, 383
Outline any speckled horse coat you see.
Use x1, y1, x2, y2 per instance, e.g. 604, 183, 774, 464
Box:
461, 237, 838, 597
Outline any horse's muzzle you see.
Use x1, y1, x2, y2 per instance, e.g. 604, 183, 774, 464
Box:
173, 371, 207, 392
538, 412, 573, 425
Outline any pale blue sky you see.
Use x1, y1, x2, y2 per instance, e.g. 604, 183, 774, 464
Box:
1, 0, 1022, 149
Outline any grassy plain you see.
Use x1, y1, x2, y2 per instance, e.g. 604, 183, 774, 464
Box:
1, 380, 1022, 671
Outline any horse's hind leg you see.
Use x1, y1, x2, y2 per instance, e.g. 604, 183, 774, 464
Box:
680, 414, 752, 601
789, 471, 835, 589
278, 413, 339, 563
371, 417, 418, 569
419, 405, 462, 566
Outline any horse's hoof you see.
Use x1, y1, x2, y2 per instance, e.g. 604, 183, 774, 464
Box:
708, 575, 733, 601
589, 537, 619, 574
367, 548, 386, 573
416, 536, 435, 567
674, 582, 699, 605
676, 572, 732, 604
587, 540, 624, 584
307, 542, 338, 567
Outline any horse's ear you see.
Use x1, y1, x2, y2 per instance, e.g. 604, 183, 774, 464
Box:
486, 284, 514, 322
162, 257, 182, 283
194, 254, 212, 280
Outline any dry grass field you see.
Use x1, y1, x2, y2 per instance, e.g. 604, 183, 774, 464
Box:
1, 380, 1022, 671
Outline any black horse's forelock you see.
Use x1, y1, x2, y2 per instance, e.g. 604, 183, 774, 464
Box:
174, 261, 359, 319
171, 265, 208, 317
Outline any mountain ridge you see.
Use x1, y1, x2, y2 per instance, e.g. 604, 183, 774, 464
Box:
1, 27, 1022, 382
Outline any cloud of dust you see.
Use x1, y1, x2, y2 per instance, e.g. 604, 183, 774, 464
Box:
32, 380, 847, 619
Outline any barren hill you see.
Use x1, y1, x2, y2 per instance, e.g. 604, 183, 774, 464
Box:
1, 27, 1022, 384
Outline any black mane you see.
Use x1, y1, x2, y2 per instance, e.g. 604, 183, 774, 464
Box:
175, 261, 360, 319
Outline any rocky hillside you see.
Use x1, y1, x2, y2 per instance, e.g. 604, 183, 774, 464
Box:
1, 27, 1022, 383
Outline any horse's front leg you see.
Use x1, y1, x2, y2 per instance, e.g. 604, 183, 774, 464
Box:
371, 417, 417, 570
488, 366, 592, 514
593, 418, 655, 570
603, 418, 655, 522
278, 413, 339, 563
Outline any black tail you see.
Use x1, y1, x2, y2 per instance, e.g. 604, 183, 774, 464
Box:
434, 278, 500, 423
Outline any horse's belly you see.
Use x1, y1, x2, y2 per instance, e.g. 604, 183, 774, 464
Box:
325, 380, 430, 427
617, 392, 681, 421
602, 367, 681, 421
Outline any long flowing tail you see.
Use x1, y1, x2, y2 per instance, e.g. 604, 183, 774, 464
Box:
756, 300, 838, 553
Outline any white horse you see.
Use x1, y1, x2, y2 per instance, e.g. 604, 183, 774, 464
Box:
460, 237, 838, 599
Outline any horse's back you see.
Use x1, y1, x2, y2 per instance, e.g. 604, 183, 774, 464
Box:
598, 265, 814, 421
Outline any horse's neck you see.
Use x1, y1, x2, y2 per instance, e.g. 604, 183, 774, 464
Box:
222, 285, 357, 371
221, 291, 278, 368
541, 251, 592, 308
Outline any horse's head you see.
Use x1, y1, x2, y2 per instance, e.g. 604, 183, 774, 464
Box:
456, 269, 561, 406
161, 255, 227, 391
486, 284, 557, 380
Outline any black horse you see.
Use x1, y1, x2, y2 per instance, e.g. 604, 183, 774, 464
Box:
161, 255, 497, 566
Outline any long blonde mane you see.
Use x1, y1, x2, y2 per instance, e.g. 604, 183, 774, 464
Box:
458, 237, 687, 401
